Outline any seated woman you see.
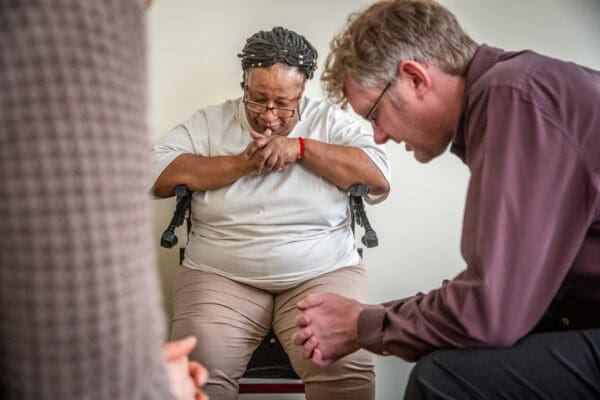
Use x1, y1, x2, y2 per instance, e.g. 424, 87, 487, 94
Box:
150, 26, 391, 400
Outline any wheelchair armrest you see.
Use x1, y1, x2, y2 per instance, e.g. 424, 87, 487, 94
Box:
347, 184, 379, 249
160, 185, 193, 249
160, 229, 178, 248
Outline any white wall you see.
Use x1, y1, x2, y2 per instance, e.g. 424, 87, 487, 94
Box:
147, 1, 600, 399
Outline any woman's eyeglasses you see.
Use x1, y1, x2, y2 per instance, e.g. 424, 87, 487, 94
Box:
243, 98, 297, 118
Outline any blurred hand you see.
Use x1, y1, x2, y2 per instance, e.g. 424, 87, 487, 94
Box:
162, 336, 209, 400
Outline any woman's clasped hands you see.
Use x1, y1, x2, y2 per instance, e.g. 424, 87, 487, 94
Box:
243, 128, 303, 174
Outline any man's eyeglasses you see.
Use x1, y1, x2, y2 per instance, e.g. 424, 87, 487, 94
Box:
364, 80, 393, 124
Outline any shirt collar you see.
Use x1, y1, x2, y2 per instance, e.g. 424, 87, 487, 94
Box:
451, 44, 505, 158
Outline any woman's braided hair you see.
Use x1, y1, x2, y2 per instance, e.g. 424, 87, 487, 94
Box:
238, 27, 318, 82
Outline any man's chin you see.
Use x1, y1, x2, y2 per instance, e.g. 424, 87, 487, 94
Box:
413, 151, 434, 163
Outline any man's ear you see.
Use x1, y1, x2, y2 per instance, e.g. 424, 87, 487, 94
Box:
398, 61, 431, 98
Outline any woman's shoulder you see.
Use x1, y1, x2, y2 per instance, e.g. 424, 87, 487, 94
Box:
191, 98, 241, 120
301, 96, 356, 125
182, 98, 242, 131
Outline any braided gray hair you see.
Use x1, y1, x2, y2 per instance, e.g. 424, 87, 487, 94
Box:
238, 26, 318, 82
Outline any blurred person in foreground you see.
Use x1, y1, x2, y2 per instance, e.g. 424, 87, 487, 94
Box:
0, 1, 207, 399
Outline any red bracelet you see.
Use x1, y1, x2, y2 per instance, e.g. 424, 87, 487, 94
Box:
298, 137, 305, 159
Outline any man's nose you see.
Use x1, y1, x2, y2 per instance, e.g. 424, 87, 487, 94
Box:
372, 124, 389, 144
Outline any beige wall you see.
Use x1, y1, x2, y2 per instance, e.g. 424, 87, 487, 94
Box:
147, 1, 600, 398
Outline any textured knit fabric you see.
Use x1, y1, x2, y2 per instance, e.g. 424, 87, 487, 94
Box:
358, 45, 600, 361
0, 1, 173, 399
151, 96, 391, 290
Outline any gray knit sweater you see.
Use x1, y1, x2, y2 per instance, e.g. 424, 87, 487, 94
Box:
0, 1, 173, 398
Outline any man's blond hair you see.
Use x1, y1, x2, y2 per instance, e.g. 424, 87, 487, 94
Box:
322, 0, 478, 107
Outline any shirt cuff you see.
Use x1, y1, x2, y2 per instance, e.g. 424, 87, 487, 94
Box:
357, 306, 390, 356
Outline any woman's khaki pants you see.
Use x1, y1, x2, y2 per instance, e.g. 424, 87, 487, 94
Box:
170, 262, 375, 400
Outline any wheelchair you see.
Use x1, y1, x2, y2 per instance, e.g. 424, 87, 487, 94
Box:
160, 184, 378, 394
